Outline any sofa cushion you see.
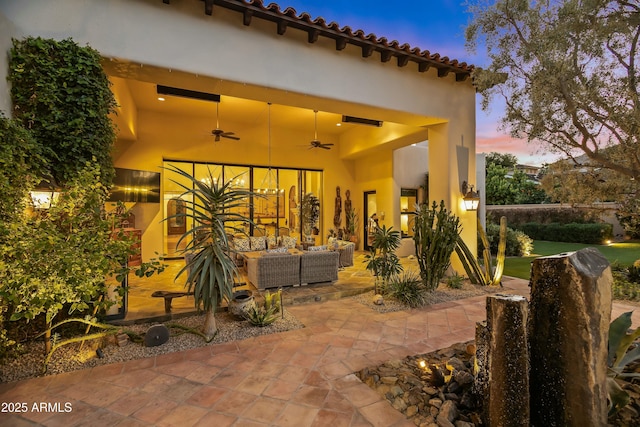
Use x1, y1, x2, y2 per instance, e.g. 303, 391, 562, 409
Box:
308, 245, 327, 252
266, 247, 288, 254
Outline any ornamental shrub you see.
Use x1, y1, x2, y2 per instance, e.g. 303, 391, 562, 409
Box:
0, 163, 138, 354
484, 223, 533, 256
384, 271, 427, 308
612, 268, 640, 301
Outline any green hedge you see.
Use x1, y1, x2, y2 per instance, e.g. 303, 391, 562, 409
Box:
517, 222, 613, 244
482, 223, 533, 257
487, 207, 600, 227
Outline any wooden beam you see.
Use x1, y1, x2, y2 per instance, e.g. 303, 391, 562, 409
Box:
438, 68, 450, 78
277, 20, 287, 35
243, 10, 253, 26
362, 45, 374, 58
204, 0, 214, 15
456, 73, 470, 82
380, 50, 393, 63
308, 29, 319, 43
336, 38, 347, 51
418, 62, 430, 73
397, 55, 409, 67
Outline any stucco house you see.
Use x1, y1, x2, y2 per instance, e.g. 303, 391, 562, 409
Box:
0, 0, 478, 263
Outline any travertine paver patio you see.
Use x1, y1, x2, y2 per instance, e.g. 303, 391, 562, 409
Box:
1, 278, 638, 426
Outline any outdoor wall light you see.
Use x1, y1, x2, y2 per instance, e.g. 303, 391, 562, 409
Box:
30, 176, 60, 210
461, 181, 480, 211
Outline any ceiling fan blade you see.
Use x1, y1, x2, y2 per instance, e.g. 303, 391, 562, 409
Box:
320, 145, 331, 150
215, 134, 221, 142
222, 134, 240, 140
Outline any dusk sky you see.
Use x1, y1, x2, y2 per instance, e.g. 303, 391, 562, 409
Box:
279, 0, 559, 166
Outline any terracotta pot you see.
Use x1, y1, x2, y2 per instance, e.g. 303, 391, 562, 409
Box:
229, 290, 255, 319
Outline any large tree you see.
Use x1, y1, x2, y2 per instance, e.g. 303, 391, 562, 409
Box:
484, 151, 549, 204
466, 0, 640, 182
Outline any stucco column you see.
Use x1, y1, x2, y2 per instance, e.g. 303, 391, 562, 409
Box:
428, 122, 478, 268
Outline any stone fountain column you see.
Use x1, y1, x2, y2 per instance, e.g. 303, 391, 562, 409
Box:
476, 294, 530, 427
528, 248, 612, 426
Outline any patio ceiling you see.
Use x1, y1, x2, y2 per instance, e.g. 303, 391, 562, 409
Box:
106, 60, 435, 160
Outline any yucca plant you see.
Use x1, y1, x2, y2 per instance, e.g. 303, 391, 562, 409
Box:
364, 225, 403, 293
165, 165, 257, 340
413, 201, 461, 291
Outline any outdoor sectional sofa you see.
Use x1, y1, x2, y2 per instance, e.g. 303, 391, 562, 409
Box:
246, 252, 301, 290
246, 249, 340, 290
300, 250, 340, 286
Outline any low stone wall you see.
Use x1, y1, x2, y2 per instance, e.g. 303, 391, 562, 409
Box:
486, 202, 624, 237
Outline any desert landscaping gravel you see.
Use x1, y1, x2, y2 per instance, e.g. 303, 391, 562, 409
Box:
1, 282, 498, 384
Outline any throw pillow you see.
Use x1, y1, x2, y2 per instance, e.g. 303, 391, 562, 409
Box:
250, 236, 266, 251
282, 236, 298, 249
267, 235, 277, 248
308, 245, 327, 252
233, 238, 251, 252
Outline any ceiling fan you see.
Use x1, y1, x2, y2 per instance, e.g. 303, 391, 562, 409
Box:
211, 102, 239, 142
308, 110, 333, 150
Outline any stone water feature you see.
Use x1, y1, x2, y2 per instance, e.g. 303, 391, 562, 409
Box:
476, 247, 612, 426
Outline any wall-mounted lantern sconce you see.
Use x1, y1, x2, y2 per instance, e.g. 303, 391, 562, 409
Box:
30, 176, 60, 210
461, 180, 480, 211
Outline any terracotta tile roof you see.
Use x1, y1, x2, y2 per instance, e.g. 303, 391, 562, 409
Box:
161, 0, 473, 81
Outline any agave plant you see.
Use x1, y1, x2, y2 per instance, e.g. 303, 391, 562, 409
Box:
607, 311, 640, 416
165, 165, 256, 340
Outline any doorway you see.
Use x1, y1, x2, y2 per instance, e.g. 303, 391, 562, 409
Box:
364, 191, 377, 251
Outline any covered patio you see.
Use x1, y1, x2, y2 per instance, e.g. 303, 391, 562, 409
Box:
0, 0, 479, 318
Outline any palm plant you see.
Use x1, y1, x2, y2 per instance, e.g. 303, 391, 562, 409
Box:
165, 165, 256, 340
364, 225, 403, 293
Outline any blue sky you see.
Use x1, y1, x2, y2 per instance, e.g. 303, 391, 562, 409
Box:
278, 0, 557, 166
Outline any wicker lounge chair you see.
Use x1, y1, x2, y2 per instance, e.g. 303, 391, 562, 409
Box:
337, 241, 355, 267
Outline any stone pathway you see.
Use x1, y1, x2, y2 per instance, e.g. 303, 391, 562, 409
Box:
1, 278, 638, 426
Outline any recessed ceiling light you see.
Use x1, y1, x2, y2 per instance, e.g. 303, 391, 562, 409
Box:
336, 123, 341, 127
157, 97, 166, 101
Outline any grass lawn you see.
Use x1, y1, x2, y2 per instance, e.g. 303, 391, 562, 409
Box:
503, 240, 640, 280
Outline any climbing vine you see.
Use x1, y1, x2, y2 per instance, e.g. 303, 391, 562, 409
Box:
8, 37, 117, 186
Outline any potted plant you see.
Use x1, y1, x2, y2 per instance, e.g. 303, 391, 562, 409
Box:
166, 165, 255, 340
301, 193, 320, 241
344, 208, 360, 249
